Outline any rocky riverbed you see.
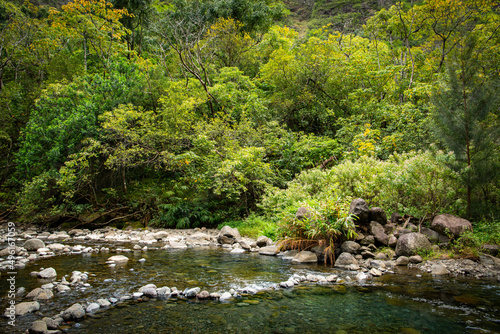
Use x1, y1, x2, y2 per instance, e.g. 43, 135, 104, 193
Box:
1, 218, 500, 334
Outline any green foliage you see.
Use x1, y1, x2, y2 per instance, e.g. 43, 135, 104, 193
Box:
16, 170, 62, 222
260, 151, 462, 220
16, 58, 158, 181
3, 0, 500, 235
218, 214, 278, 240
151, 201, 220, 229
456, 220, 500, 248
431, 61, 500, 217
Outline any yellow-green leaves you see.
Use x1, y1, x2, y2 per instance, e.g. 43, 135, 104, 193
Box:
50, 0, 132, 70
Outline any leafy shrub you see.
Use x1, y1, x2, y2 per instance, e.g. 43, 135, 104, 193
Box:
260, 150, 462, 221
151, 201, 220, 229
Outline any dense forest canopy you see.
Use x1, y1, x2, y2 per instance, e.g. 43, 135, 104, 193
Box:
0, 0, 499, 232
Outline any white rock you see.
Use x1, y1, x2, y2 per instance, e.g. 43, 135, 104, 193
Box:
107, 255, 129, 263
97, 299, 111, 307
86, 303, 100, 313
38, 267, 57, 279
219, 292, 232, 301
369, 268, 382, 277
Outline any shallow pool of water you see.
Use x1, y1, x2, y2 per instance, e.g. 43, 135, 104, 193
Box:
1, 246, 499, 333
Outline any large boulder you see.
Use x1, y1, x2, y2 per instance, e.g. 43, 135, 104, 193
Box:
431, 214, 473, 238
395, 233, 432, 256
217, 226, 241, 245
369, 221, 389, 246
334, 252, 358, 267
348, 198, 370, 225
24, 239, 45, 251
291, 251, 318, 263
340, 241, 360, 254
369, 207, 387, 225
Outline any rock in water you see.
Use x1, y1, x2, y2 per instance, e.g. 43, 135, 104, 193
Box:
29, 320, 47, 334
334, 252, 358, 267
5, 301, 40, 316
197, 291, 210, 299
107, 255, 129, 263
219, 292, 232, 301
395, 256, 409, 266
291, 251, 318, 263
395, 233, 431, 257
62, 303, 85, 321
38, 267, 57, 279
431, 214, 473, 238
86, 303, 100, 313
431, 264, 450, 275
259, 246, 278, 256
24, 239, 45, 251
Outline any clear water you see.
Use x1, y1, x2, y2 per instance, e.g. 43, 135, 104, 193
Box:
1, 245, 499, 334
